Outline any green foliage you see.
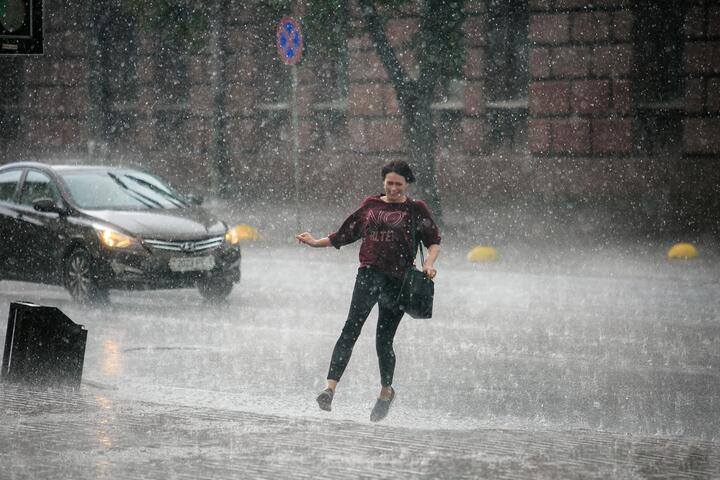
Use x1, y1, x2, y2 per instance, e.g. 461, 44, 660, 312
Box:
305, 0, 464, 81
417, 1, 465, 81
304, 1, 349, 60
122, 0, 210, 53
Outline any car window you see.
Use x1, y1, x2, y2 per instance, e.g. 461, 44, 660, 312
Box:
19, 170, 63, 206
0, 169, 22, 202
59, 170, 190, 210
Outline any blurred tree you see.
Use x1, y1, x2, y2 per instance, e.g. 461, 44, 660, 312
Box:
120, 0, 464, 216
122, 0, 231, 194
308, 0, 465, 222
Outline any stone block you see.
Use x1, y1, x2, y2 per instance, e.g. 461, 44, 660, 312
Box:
591, 0, 632, 7
592, 44, 633, 77
529, 14, 570, 44
27, 118, 84, 148
347, 33, 373, 51
551, 118, 590, 154
592, 118, 633, 154
684, 118, 720, 154
685, 6, 707, 39
551, 46, 591, 78
685, 79, 706, 113
61, 30, 87, 57
685, 41, 720, 75
226, 84, 256, 115
571, 12, 611, 43
707, 78, 720, 112
348, 83, 386, 116
528, 119, 551, 153
464, 0, 486, 14
463, 81, 485, 115
386, 18, 419, 48
63, 87, 90, 116
529, 48, 551, 79
553, 0, 588, 9
348, 51, 388, 81
611, 80, 632, 113
385, 86, 400, 115
190, 86, 214, 115
528, 0, 553, 11
611, 11, 633, 42
186, 118, 213, 154
557, 0, 630, 7
296, 84, 314, 117
228, 118, 258, 155
225, 54, 256, 84
461, 118, 486, 152
348, 118, 406, 153
529, 81, 570, 115
23, 87, 62, 112
464, 47, 486, 79
571, 80, 610, 114
710, 6, 720, 37
136, 57, 155, 84
463, 14, 487, 47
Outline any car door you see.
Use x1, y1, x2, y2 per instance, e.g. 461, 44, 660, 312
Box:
0, 168, 24, 279
14, 169, 69, 283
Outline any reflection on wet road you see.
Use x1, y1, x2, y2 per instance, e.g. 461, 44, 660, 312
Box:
1, 243, 719, 478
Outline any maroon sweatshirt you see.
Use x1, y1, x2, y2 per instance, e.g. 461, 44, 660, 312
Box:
328, 195, 441, 277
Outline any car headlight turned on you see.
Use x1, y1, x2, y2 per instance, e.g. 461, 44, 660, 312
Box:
93, 225, 137, 249
225, 224, 257, 245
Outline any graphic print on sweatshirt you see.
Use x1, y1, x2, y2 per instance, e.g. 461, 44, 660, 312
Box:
365, 209, 407, 242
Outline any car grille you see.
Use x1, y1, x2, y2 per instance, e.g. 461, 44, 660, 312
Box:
143, 235, 224, 253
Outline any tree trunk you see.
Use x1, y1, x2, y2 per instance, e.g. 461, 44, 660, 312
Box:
210, 0, 229, 196
87, 0, 110, 164
358, 0, 443, 222
398, 87, 443, 222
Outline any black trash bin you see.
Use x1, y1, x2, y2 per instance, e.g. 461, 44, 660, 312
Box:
2, 301, 87, 389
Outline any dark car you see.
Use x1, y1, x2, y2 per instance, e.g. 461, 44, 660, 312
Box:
0, 162, 242, 303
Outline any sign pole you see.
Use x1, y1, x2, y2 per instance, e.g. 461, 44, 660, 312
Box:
277, 16, 304, 233
291, 63, 301, 233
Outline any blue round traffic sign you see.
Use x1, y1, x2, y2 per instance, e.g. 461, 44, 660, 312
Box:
276, 16, 303, 65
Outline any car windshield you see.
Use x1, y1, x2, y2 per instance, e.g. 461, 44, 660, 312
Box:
59, 170, 191, 210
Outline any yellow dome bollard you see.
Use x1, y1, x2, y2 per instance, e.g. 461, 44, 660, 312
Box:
467, 246, 499, 263
235, 224, 259, 241
226, 224, 259, 243
667, 243, 699, 260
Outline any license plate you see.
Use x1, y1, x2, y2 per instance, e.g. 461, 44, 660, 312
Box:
168, 256, 215, 272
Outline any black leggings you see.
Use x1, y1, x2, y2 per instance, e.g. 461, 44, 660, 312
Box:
327, 267, 404, 387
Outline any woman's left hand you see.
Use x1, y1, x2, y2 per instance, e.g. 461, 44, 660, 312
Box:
423, 265, 437, 280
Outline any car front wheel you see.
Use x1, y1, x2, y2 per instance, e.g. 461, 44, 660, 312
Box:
197, 276, 234, 302
64, 248, 108, 304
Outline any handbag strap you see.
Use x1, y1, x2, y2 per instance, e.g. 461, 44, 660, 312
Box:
408, 200, 425, 268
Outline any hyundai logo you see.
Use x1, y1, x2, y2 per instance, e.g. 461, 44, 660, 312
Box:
181, 242, 195, 252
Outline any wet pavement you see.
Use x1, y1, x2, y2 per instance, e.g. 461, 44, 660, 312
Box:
1, 238, 720, 478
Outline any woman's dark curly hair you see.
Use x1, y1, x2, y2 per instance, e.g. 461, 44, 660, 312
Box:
381, 160, 415, 183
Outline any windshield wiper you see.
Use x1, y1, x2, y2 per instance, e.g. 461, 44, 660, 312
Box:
107, 172, 162, 209
124, 174, 188, 208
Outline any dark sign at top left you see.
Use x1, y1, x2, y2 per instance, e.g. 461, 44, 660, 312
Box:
1, 0, 43, 54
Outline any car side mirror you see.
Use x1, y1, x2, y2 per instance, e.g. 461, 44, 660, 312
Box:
186, 193, 204, 205
33, 198, 65, 214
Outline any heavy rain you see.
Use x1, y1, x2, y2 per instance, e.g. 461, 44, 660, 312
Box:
1, 1, 719, 478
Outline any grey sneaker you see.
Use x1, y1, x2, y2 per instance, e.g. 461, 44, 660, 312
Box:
370, 387, 395, 422
316, 388, 334, 411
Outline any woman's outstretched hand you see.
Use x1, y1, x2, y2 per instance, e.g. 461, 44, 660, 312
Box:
297, 233, 332, 248
296, 232, 317, 247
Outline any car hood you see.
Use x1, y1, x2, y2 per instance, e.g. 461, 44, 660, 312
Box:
82, 207, 227, 240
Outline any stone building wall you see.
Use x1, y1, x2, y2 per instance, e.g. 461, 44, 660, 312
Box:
1, 0, 718, 229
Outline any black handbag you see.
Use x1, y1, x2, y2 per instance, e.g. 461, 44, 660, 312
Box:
396, 202, 434, 319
